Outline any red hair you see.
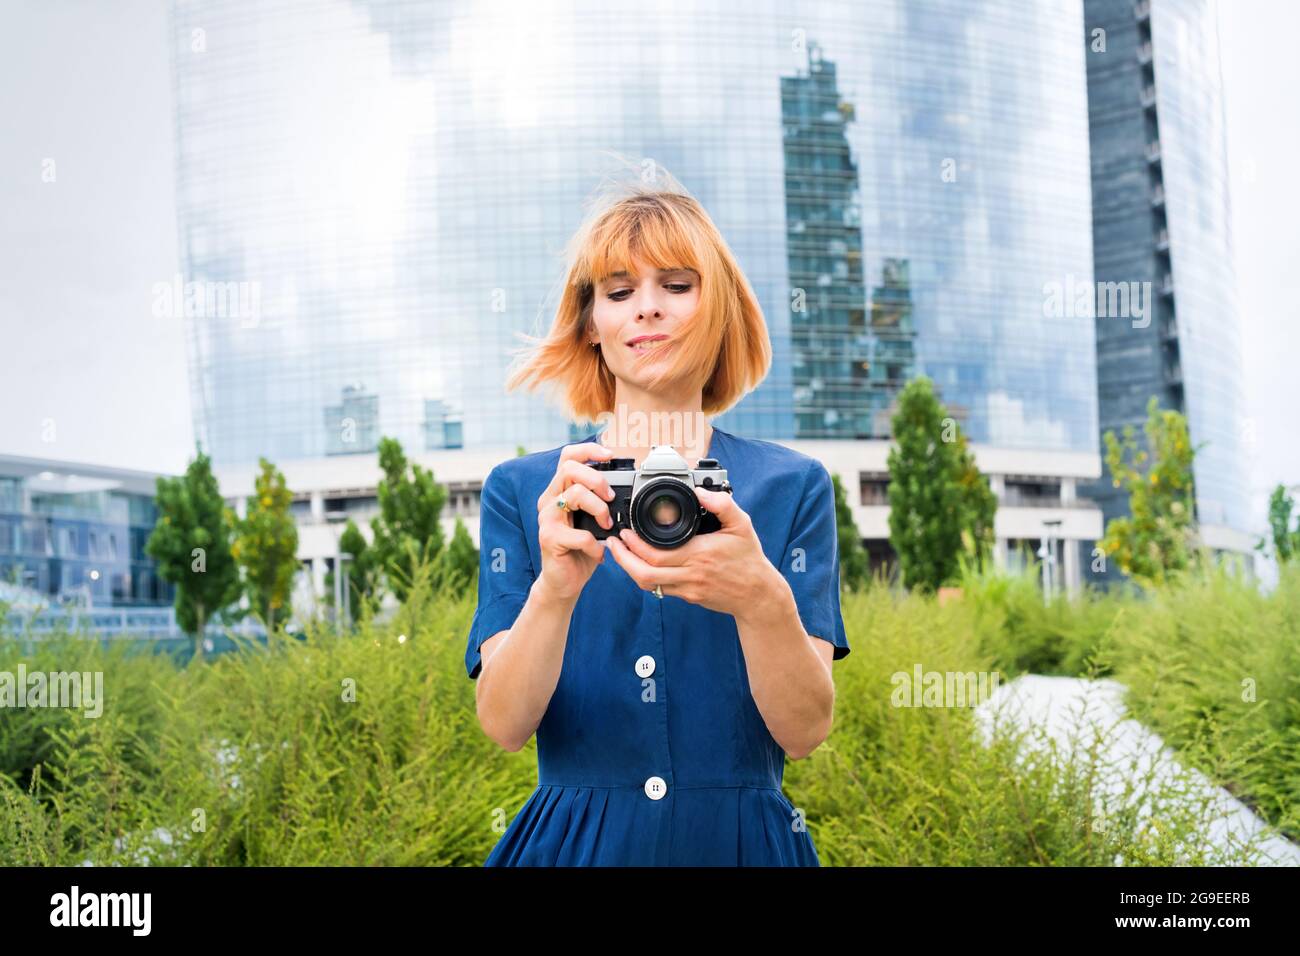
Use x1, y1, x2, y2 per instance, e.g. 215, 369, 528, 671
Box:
504, 172, 771, 423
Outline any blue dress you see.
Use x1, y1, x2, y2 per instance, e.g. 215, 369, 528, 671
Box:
464, 425, 851, 865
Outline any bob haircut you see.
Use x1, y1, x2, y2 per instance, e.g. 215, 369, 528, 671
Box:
504, 171, 772, 424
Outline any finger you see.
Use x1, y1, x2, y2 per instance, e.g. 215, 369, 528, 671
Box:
615, 526, 696, 567
605, 535, 689, 590
560, 440, 613, 467
550, 524, 606, 562
542, 483, 612, 530
559, 459, 619, 502
539, 443, 613, 503
695, 487, 748, 530
540, 457, 618, 510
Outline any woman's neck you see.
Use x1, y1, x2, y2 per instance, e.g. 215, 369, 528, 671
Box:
598, 426, 713, 468
596, 401, 712, 467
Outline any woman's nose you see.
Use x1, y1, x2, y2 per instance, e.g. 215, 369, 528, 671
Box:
635, 285, 663, 317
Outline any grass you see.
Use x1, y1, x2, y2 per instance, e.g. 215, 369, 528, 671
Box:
1, 561, 1296, 865
955, 557, 1300, 844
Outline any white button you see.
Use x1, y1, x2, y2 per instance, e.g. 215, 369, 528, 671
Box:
635, 655, 656, 677
644, 776, 667, 800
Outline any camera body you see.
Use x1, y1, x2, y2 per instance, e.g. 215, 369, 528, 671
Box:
572, 444, 732, 549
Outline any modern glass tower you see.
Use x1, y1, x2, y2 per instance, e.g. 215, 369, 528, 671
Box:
1081, 0, 1251, 580
171, 0, 1114, 594
171, 0, 1097, 464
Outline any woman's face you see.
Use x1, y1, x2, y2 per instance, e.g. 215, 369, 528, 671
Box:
591, 255, 701, 387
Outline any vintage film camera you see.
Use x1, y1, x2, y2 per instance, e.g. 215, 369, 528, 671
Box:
571, 444, 732, 549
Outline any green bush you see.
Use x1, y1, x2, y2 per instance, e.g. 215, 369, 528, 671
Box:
1106, 561, 1300, 842
785, 585, 1275, 865
959, 557, 1128, 677
0, 572, 534, 865
1, 562, 1294, 865
952, 555, 1300, 844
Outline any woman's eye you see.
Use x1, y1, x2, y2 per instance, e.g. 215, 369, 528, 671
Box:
605, 283, 690, 301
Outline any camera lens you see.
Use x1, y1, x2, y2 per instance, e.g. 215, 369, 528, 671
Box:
631, 477, 699, 548
648, 495, 681, 528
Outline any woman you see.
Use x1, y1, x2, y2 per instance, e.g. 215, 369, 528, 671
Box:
465, 178, 851, 866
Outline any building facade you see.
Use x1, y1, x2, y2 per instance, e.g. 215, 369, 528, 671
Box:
1081, 0, 1252, 582
172, 0, 1108, 594
0, 455, 174, 610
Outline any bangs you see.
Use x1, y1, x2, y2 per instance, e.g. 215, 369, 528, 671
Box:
575, 198, 705, 290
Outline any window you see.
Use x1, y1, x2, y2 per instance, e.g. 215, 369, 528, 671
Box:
323, 495, 377, 517
1003, 478, 1061, 508
443, 486, 481, 518
859, 472, 890, 506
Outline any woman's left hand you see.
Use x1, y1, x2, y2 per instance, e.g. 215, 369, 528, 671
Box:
603, 487, 783, 619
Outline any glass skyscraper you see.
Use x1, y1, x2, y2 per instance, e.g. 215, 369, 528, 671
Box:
1082, 0, 1251, 578
171, 0, 1097, 465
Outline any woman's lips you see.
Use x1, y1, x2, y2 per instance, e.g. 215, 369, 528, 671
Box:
628, 336, 669, 351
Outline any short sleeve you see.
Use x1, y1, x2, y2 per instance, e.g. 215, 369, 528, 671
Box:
779, 459, 851, 662
465, 463, 536, 679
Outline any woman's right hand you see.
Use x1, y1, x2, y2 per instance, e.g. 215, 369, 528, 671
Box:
534, 442, 618, 603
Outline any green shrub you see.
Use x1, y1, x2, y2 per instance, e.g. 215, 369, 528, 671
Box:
786, 585, 1275, 865
1107, 561, 1300, 841
958, 557, 1128, 677
1, 562, 1293, 865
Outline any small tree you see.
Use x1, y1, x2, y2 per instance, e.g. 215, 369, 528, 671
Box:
1259, 484, 1300, 565
145, 448, 241, 661
433, 517, 479, 595
369, 437, 447, 602
887, 377, 986, 592
1098, 396, 1200, 587
831, 473, 869, 592
325, 518, 381, 618
232, 458, 299, 632
952, 430, 997, 572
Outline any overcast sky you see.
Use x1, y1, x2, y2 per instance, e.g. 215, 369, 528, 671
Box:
1, 1, 1296, 542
